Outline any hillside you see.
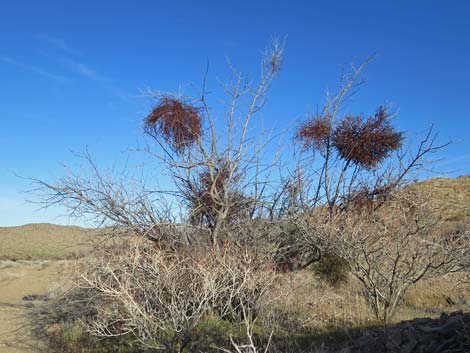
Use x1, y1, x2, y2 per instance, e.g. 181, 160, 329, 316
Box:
411, 174, 470, 224
0, 223, 95, 260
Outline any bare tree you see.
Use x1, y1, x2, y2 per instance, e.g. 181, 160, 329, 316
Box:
28, 44, 453, 276
30, 39, 285, 249
317, 189, 470, 324
141, 39, 285, 247
291, 58, 449, 217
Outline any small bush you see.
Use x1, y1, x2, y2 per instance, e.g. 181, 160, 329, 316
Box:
312, 252, 349, 287
40, 238, 277, 353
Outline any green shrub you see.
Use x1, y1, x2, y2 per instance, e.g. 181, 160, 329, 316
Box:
312, 252, 349, 287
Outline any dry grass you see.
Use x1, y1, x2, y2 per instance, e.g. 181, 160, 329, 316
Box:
410, 174, 470, 224
270, 271, 375, 336
266, 270, 470, 349
0, 223, 98, 260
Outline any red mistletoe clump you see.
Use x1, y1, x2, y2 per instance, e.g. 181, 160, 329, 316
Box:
189, 165, 231, 227
332, 107, 403, 168
295, 115, 332, 152
199, 166, 231, 197
190, 163, 250, 227
144, 97, 202, 153
349, 184, 394, 211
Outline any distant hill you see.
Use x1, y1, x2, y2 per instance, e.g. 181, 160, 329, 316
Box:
0, 223, 95, 260
411, 174, 470, 224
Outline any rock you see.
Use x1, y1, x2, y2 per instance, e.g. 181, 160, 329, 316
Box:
399, 327, 418, 353
340, 311, 470, 353
433, 337, 454, 352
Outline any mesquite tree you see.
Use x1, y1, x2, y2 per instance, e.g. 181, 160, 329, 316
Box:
288, 58, 448, 216
30, 45, 448, 254
31, 39, 285, 248
139, 40, 285, 246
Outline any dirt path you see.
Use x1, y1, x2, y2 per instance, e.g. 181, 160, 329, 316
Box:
0, 261, 63, 353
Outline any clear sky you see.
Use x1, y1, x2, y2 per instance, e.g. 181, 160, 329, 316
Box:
1, 0, 469, 226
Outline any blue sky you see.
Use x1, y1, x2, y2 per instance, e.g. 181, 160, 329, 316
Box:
0, 0, 469, 226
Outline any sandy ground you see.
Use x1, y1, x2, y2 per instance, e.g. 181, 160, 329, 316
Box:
0, 261, 64, 353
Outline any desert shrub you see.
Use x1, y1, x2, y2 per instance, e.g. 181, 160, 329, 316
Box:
312, 252, 349, 287
29, 285, 143, 353
322, 190, 470, 324
28, 38, 464, 353
59, 238, 277, 353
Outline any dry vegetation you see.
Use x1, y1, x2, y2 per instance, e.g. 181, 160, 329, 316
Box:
0, 223, 95, 260
0, 189, 469, 353
22, 184, 467, 353
4, 40, 470, 353
410, 175, 470, 225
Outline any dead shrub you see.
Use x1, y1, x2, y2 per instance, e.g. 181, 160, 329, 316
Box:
71, 238, 277, 353
322, 189, 470, 324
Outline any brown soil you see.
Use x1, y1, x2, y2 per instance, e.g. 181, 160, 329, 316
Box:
0, 261, 64, 353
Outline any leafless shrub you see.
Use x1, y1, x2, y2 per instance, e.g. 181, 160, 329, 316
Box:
218, 310, 273, 353
221, 217, 327, 272
142, 39, 286, 246
291, 57, 449, 215
314, 189, 470, 324
74, 238, 277, 352
28, 150, 179, 242
30, 45, 448, 263
30, 39, 286, 249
